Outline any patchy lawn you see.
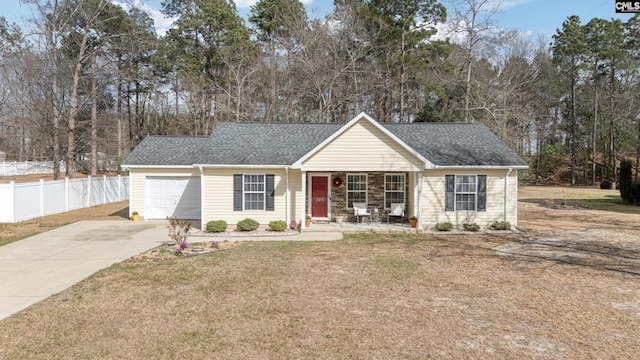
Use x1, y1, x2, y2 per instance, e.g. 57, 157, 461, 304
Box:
0, 186, 639, 358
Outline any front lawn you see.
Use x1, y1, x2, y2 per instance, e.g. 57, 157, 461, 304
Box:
1, 230, 638, 358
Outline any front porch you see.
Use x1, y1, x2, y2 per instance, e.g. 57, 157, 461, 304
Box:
302, 220, 419, 233
301, 171, 422, 229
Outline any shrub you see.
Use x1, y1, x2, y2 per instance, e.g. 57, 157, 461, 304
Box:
268, 220, 287, 232
463, 223, 480, 232
490, 221, 511, 230
620, 159, 633, 203
206, 220, 227, 233
167, 218, 191, 245
435, 222, 453, 231
237, 218, 259, 231
631, 183, 640, 205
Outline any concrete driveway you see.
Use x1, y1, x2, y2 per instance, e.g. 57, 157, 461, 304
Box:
0, 220, 168, 321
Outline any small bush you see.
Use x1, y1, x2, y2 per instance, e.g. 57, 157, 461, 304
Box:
463, 223, 480, 232
167, 218, 191, 245
269, 220, 287, 232
632, 183, 640, 204
237, 218, 259, 231
490, 221, 511, 230
435, 222, 453, 231
206, 220, 227, 233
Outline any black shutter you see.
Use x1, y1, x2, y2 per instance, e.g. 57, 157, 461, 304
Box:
477, 175, 487, 212
265, 174, 274, 211
233, 174, 242, 211
445, 175, 455, 211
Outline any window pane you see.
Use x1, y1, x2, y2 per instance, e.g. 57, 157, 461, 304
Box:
385, 174, 405, 209
243, 175, 265, 210
347, 174, 367, 208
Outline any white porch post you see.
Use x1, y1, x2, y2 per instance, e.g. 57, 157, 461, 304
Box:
285, 167, 290, 226
301, 171, 307, 229
417, 171, 423, 229
199, 166, 205, 231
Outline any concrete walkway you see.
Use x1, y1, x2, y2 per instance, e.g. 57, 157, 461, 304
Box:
0, 220, 168, 321
0, 221, 343, 321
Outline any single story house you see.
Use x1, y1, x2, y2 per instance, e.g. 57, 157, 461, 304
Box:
122, 112, 528, 230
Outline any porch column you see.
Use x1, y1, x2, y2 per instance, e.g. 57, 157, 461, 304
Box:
417, 171, 423, 229
285, 167, 290, 226
301, 171, 307, 229
199, 166, 205, 231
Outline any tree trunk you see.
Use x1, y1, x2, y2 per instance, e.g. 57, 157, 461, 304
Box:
592, 83, 597, 186
51, 38, 61, 180
570, 67, 577, 186
65, 28, 90, 178
90, 54, 98, 176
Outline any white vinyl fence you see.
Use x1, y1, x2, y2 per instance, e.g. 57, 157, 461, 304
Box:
0, 175, 129, 223
0, 161, 67, 176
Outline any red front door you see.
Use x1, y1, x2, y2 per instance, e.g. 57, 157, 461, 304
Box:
311, 176, 328, 218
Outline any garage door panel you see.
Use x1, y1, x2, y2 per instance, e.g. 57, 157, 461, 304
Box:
146, 176, 201, 219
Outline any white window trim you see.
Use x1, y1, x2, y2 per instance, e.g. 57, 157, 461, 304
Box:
454, 174, 477, 212
242, 174, 266, 211
384, 173, 405, 210
346, 173, 367, 208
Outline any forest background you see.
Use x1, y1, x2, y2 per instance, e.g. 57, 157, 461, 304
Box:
1, 0, 639, 187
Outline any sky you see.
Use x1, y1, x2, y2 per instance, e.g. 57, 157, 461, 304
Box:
1, 0, 635, 40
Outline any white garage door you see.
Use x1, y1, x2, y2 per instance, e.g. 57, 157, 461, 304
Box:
146, 176, 201, 219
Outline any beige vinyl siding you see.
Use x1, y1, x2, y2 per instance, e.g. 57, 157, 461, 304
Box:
128, 167, 200, 219
202, 168, 302, 226
422, 169, 518, 229
302, 120, 423, 172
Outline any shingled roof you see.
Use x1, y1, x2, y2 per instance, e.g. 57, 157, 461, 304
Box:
123, 136, 209, 166
382, 123, 528, 167
123, 116, 527, 168
197, 122, 343, 165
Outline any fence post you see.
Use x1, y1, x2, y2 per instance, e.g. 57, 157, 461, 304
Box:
103, 175, 107, 204
65, 177, 69, 212
9, 181, 15, 223
40, 179, 45, 216
117, 174, 121, 201
87, 176, 92, 207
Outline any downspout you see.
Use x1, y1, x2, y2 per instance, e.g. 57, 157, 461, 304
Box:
199, 166, 204, 231
285, 166, 289, 226
505, 168, 513, 223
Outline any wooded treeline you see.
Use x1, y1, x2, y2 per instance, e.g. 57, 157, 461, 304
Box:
0, 0, 639, 184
